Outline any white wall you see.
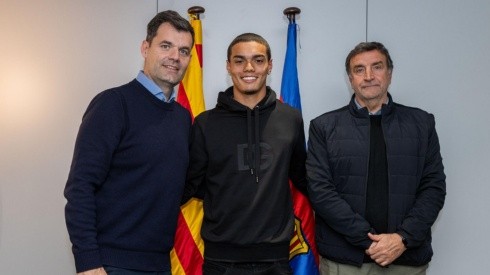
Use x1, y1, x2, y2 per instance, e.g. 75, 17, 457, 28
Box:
1, 0, 488, 274
0, 1, 155, 274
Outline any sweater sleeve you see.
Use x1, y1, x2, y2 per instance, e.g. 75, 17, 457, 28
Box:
64, 90, 125, 272
396, 114, 446, 248
306, 118, 373, 249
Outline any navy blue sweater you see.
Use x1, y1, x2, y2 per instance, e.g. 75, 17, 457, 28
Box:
64, 79, 191, 272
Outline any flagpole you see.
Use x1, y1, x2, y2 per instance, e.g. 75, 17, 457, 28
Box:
281, 6, 320, 273
283, 7, 301, 23
188, 5, 205, 18
172, 6, 206, 275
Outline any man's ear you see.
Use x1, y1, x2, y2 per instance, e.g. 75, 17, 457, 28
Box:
141, 40, 149, 58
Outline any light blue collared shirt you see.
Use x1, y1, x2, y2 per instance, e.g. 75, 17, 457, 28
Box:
354, 97, 389, 116
136, 71, 176, 103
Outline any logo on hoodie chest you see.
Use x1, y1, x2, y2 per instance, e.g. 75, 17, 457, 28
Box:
237, 142, 273, 171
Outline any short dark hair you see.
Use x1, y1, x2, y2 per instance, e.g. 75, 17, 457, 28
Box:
227, 33, 271, 61
146, 10, 195, 46
345, 41, 393, 75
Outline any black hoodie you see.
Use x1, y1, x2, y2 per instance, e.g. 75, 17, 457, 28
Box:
183, 86, 307, 262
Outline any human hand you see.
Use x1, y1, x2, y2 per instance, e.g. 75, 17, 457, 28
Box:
77, 267, 107, 275
365, 232, 406, 266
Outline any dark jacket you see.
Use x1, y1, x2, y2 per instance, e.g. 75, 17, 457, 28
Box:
64, 80, 191, 272
183, 86, 307, 262
306, 93, 446, 267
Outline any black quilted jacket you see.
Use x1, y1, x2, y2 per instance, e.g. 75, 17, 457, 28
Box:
306, 93, 446, 267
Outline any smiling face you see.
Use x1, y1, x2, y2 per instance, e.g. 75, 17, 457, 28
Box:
348, 49, 392, 106
141, 22, 193, 95
226, 41, 272, 99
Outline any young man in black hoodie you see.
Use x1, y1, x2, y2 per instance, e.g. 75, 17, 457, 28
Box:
182, 33, 308, 274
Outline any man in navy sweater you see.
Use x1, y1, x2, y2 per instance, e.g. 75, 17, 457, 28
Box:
64, 11, 194, 275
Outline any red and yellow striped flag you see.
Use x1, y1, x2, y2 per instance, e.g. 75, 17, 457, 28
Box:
171, 13, 205, 275
176, 15, 205, 119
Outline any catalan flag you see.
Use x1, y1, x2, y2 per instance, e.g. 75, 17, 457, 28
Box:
171, 12, 205, 275
280, 20, 320, 275
176, 15, 205, 119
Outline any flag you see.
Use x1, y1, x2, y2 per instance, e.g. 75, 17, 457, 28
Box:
176, 15, 205, 119
171, 13, 205, 275
280, 21, 320, 275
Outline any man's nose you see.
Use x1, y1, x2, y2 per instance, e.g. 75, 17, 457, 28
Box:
244, 61, 254, 71
364, 68, 374, 80
168, 46, 180, 60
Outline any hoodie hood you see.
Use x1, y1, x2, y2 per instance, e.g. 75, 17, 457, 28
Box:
216, 86, 277, 113
215, 86, 277, 183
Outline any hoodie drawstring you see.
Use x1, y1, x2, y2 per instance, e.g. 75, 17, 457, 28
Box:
254, 106, 260, 183
246, 106, 261, 183
246, 108, 254, 177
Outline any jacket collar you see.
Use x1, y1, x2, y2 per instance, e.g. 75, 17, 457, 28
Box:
348, 92, 395, 118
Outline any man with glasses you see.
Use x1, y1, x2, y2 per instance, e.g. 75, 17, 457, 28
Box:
306, 41, 446, 275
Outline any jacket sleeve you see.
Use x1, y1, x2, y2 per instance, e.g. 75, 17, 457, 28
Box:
181, 116, 208, 204
306, 118, 373, 249
397, 114, 446, 248
63, 90, 124, 272
288, 117, 308, 196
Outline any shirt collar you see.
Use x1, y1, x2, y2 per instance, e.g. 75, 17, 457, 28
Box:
354, 97, 389, 116
136, 71, 175, 102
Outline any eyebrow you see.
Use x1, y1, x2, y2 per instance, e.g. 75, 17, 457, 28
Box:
159, 40, 173, 46
353, 61, 384, 68
159, 40, 191, 51
232, 54, 266, 60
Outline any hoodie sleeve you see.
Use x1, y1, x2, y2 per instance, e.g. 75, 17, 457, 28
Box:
181, 114, 209, 204
289, 117, 308, 196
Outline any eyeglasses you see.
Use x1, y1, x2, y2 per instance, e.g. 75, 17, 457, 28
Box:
351, 63, 387, 76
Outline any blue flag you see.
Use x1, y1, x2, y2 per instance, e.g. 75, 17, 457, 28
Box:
281, 22, 302, 111
280, 21, 320, 275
